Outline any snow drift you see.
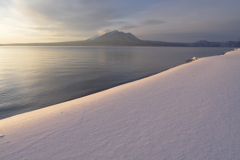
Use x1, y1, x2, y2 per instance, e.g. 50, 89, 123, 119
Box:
1, 49, 240, 160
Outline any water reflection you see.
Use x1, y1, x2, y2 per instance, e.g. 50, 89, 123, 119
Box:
0, 46, 233, 119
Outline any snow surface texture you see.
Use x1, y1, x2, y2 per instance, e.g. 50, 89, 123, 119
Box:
1, 49, 240, 160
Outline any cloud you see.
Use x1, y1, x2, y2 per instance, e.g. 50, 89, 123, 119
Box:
9, 0, 154, 38
119, 25, 139, 30
128, 0, 240, 41
118, 19, 165, 31
1, 0, 240, 43
140, 19, 165, 25
97, 29, 112, 35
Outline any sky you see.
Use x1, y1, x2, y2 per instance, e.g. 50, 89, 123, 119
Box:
0, 0, 240, 43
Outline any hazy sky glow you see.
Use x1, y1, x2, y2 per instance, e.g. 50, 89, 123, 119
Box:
0, 0, 239, 43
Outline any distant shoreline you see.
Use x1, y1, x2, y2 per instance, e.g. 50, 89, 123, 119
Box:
2, 31, 240, 47
1, 40, 239, 47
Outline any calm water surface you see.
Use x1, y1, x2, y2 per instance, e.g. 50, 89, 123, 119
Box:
0, 46, 233, 119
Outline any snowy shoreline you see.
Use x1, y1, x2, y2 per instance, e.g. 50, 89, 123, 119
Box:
1, 49, 240, 159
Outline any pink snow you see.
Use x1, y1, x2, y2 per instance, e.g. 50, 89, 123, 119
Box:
1, 49, 240, 160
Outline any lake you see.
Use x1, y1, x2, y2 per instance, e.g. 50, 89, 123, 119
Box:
0, 46, 233, 119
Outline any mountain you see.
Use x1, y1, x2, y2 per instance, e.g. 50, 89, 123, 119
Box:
1, 30, 240, 47
87, 35, 100, 40
88, 30, 149, 46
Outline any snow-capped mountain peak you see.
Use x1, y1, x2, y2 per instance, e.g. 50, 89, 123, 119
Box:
87, 30, 145, 45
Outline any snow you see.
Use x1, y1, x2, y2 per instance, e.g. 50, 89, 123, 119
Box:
1, 49, 240, 160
